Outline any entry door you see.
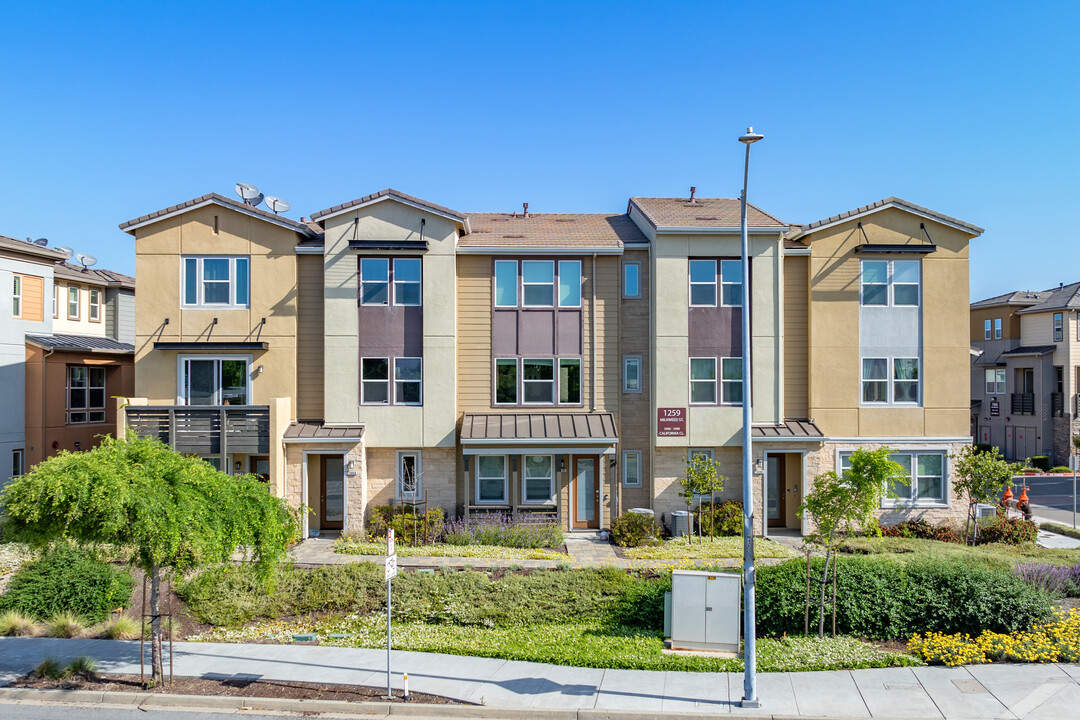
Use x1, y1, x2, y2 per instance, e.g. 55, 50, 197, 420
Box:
321, 455, 345, 530
573, 457, 599, 529
766, 456, 784, 527
1016, 427, 1034, 460
250, 456, 270, 483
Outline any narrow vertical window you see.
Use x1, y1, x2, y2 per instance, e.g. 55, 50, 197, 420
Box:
689, 358, 717, 404
720, 260, 743, 306
398, 452, 421, 500
558, 260, 582, 307
89, 289, 101, 322
11, 449, 23, 478
522, 261, 555, 307
184, 258, 198, 304
689, 260, 717, 306
861, 358, 888, 403
983, 318, 991, 340
721, 358, 743, 404
622, 450, 642, 487
393, 258, 422, 306
360, 258, 389, 305
623, 356, 641, 393
1053, 312, 1063, 342
234, 258, 249, 306
394, 357, 423, 404
622, 262, 640, 299
559, 358, 581, 404
495, 359, 518, 404
860, 261, 888, 306
494, 261, 518, 307
53, 281, 59, 318
361, 358, 390, 404
67, 286, 80, 319
12, 275, 22, 318
994, 318, 1002, 339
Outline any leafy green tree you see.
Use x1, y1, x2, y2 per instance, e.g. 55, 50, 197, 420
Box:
952, 444, 1022, 544
799, 447, 907, 637
0, 435, 300, 684
679, 454, 726, 543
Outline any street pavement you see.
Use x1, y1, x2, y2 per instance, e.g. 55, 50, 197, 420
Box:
1015, 473, 1080, 529
1, 637, 1079, 718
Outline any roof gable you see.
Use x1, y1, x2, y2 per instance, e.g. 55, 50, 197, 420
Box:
310, 189, 469, 231
793, 197, 984, 239
119, 193, 314, 237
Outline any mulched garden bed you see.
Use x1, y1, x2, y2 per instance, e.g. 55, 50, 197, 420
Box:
10, 672, 461, 704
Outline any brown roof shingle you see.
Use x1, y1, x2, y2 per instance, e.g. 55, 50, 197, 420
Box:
54, 262, 136, 289
119, 193, 314, 236
461, 214, 644, 249
0, 234, 70, 262
629, 197, 787, 230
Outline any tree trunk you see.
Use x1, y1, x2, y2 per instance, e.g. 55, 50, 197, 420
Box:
149, 565, 164, 684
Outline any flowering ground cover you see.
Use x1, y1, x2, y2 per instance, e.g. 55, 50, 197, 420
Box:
908, 609, 1080, 666
333, 540, 565, 560
621, 536, 795, 560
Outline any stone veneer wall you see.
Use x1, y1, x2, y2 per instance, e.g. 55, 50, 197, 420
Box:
1052, 418, 1080, 467
365, 447, 457, 518
284, 441, 367, 534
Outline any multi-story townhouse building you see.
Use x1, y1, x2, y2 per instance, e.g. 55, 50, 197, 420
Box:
119, 190, 981, 536
1, 234, 135, 485
970, 282, 1080, 465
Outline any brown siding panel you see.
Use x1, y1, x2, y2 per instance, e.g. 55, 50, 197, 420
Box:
783, 255, 809, 419
297, 255, 324, 421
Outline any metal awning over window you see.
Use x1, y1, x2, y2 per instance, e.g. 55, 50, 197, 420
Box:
460, 412, 618, 447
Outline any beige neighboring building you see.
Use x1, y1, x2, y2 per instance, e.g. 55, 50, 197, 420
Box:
119, 189, 982, 537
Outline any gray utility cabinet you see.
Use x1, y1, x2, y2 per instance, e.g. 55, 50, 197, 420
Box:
669, 569, 740, 653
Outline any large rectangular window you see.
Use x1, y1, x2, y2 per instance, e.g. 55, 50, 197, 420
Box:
721, 358, 743, 404
180, 357, 249, 405
522, 455, 554, 504
182, 256, 250, 307
494, 261, 518, 307
522, 261, 555, 307
360, 258, 389, 305
892, 261, 920, 306
720, 260, 742, 306
623, 262, 640, 299
862, 357, 920, 405
1054, 313, 1063, 342
558, 261, 582, 307
559, 358, 581, 404
622, 450, 642, 488
361, 356, 424, 405
476, 455, 507, 504
623, 355, 641, 393
495, 359, 517, 404
361, 357, 389, 404
89, 289, 101, 322
861, 260, 920, 307
68, 285, 80, 319
689, 260, 717, 306
839, 450, 946, 506
690, 358, 717, 404
522, 359, 555, 403
67, 366, 106, 423
394, 358, 423, 405
861, 358, 888, 403
893, 358, 920, 403
984, 368, 1006, 395
393, 258, 422, 306
397, 451, 421, 500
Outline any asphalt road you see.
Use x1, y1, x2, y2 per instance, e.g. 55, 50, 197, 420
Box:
1015, 473, 1080, 527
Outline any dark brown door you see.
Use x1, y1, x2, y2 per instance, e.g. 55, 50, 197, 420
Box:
573, 457, 599, 529
320, 455, 344, 530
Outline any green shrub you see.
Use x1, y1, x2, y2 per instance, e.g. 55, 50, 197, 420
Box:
973, 443, 993, 454
0, 545, 133, 623
367, 506, 444, 545
0, 610, 37, 636
611, 513, 661, 547
756, 555, 1052, 640
978, 515, 1038, 545
1029, 456, 1051, 471
694, 500, 742, 537
879, 519, 962, 544
1050, 466, 1072, 473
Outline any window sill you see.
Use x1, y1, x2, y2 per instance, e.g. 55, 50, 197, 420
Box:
475, 500, 509, 506
882, 501, 949, 510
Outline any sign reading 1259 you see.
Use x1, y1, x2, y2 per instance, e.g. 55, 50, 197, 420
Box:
657, 408, 687, 437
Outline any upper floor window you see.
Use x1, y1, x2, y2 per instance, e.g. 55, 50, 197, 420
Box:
494, 261, 518, 307
523, 261, 555, 306
361, 258, 422, 306
89, 289, 101, 322
862, 356, 920, 404
183, 256, 249, 308
180, 356, 249, 405
994, 318, 1002, 339
361, 357, 423, 405
494, 357, 581, 406
360, 258, 389, 304
984, 368, 1005, 395
559, 358, 581, 404
523, 358, 555, 403
720, 261, 742, 306
68, 366, 106, 423
12, 275, 22, 318
721, 358, 743, 404
393, 258, 422, 306
1053, 312, 1063, 342
11, 449, 23, 479
394, 357, 423, 404
494, 260, 582, 309
689, 260, 716, 306
397, 451, 421, 500
689, 357, 717, 404
558, 261, 582, 307
983, 319, 991, 340
623, 262, 641, 299
861, 260, 919, 307
67, 286, 80, 319
623, 355, 641, 393
53, 281, 59, 318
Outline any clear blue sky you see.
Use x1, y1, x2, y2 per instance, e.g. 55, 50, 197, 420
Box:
1, 1, 1075, 301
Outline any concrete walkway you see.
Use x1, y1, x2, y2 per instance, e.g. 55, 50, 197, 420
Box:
1, 638, 1078, 718
1033, 516, 1080, 549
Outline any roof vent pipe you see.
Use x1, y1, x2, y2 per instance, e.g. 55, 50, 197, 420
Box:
689, 187, 697, 203
523, 202, 530, 219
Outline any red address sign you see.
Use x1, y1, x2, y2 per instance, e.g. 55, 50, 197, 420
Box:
657, 407, 686, 437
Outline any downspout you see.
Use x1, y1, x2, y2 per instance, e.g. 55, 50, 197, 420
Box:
591, 253, 597, 412
41, 347, 55, 462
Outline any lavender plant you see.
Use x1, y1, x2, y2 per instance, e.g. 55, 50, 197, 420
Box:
442, 514, 564, 549
1012, 563, 1080, 598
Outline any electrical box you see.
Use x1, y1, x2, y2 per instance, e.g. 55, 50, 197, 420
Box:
669, 569, 740, 653
975, 503, 998, 520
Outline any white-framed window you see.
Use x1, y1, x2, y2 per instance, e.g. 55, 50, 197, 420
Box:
558, 261, 582, 307
494, 260, 518, 307
1053, 312, 1063, 342
475, 454, 508, 504
179, 356, 250, 406
522, 260, 555, 307
861, 356, 920, 405
983, 319, 991, 340
361, 357, 390, 404
495, 358, 517, 404
394, 357, 423, 405
841, 450, 946, 506
985, 368, 1006, 395
720, 260, 742, 306
12, 274, 22, 318
690, 448, 714, 462
67, 366, 106, 424
623, 355, 641, 393
559, 358, 581, 404
397, 451, 421, 500
690, 357, 717, 404
861, 260, 920, 307
689, 259, 717, 306
623, 261, 641, 299
11, 449, 23, 478
182, 256, 249, 307
522, 358, 555, 403
994, 318, 1002, 339
67, 285, 80, 319
89, 289, 101, 322
861, 358, 888, 403
893, 358, 920, 403
53, 281, 58, 318
721, 358, 743, 404
622, 450, 642, 487
360, 258, 389, 305
522, 454, 555, 504
393, 258, 422, 306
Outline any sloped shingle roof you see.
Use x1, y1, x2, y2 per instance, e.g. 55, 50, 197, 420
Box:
629, 197, 787, 229
0, 234, 70, 262
1015, 282, 1080, 315
310, 188, 468, 224
460, 214, 644, 250
54, 262, 136, 290
119, 193, 314, 236
792, 196, 984, 238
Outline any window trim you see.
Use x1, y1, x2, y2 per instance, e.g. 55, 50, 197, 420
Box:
176, 354, 253, 406
522, 260, 556, 308
392, 258, 422, 307
622, 261, 641, 299
67, 285, 80, 320
984, 367, 1006, 395
393, 357, 423, 405
12, 274, 22, 319
719, 260, 743, 307
88, 288, 101, 323
623, 355, 642, 393
1053, 312, 1063, 342
361, 356, 390, 405
181, 256, 250, 308
494, 358, 518, 405
994, 317, 1002, 339
11, 449, 23, 479
521, 454, 556, 505
397, 451, 421, 501
983, 318, 991, 340
689, 357, 718, 405
622, 450, 642, 488
838, 448, 948, 508
720, 357, 743, 405
521, 358, 556, 405
558, 260, 582, 308
475, 454, 509, 504
688, 259, 718, 307
494, 260, 519, 308
67, 365, 107, 424
53, 281, 59, 319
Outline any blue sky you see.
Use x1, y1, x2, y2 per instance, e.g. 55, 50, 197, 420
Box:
0, 1, 1075, 301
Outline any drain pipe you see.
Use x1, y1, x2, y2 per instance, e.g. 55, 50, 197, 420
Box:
591, 253, 597, 412
41, 347, 55, 463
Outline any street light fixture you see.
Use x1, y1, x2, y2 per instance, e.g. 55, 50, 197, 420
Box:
738, 125, 762, 709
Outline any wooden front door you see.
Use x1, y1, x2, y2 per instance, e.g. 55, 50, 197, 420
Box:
320, 455, 345, 530
573, 457, 599, 529
766, 455, 785, 527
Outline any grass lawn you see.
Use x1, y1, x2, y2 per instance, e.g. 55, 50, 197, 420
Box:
333, 539, 566, 560
622, 536, 795, 560
836, 536, 1080, 568
191, 614, 918, 672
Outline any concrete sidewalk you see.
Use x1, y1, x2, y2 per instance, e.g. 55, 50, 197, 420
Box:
1, 638, 1078, 718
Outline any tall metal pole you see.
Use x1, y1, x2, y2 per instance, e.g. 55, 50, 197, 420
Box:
738, 126, 762, 709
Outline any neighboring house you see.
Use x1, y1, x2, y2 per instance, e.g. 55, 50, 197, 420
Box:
119, 190, 981, 536
970, 283, 1080, 465
1, 235, 135, 486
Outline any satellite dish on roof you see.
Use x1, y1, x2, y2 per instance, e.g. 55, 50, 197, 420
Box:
264, 196, 291, 214
235, 183, 263, 206
76, 253, 98, 268
55, 246, 74, 260
33, 238, 48, 247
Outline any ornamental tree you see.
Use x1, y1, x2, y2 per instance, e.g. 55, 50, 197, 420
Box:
679, 453, 726, 542
0, 435, 300, 684
952, 444, 1022, 544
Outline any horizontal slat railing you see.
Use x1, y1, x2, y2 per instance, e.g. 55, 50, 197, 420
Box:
1011, 393, 1034, 415
126, 405, 270, 456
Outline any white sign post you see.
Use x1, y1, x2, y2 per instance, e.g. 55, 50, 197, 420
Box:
1071, 456, 1078, 530
385, 529, 397, 697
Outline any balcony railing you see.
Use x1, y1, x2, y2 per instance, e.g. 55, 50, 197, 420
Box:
1011, 393, 1034, 415
1052, 392, 1064, 418
126, 405, 270, 455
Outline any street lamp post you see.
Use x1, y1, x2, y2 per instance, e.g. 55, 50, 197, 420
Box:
738, 126, 763, 709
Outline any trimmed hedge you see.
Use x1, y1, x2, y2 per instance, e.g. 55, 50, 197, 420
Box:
756, 555, 1053, 640
1029, 455, 1051, 471
0, 545, 133, 623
